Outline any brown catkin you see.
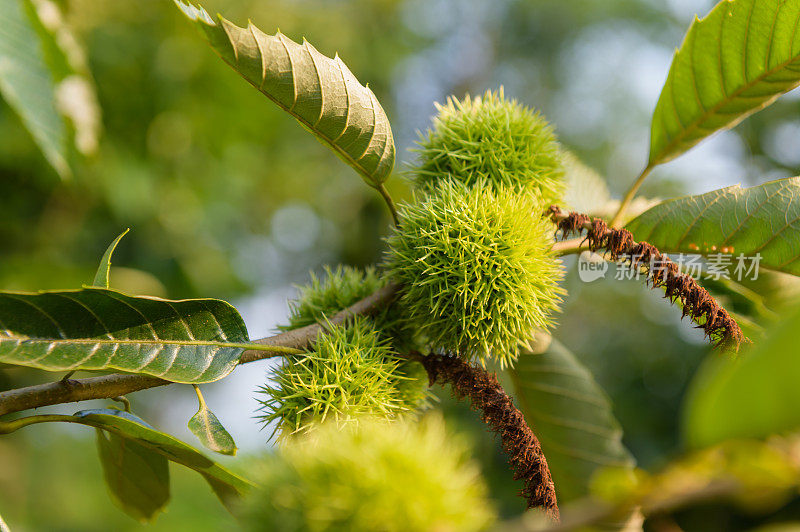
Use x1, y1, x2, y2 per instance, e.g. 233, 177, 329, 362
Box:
421, 353, 559, 521
547, 206, 746, 349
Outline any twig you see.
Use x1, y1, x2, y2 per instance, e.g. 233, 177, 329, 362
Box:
421, 353, 560, 521
0, 283, 398, 417
376, 183, 400, 227
610, 164, 653, 228
547, 206, 745, 349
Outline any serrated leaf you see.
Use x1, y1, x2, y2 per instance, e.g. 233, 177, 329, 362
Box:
684, 302, 800, 449
0, 0, 70, 177
0, 287, 250, 383
93, 229, 129, 288
508, 339, 635, 502
176, 1, 395, 186
75, 408, 254, 511
189, 385, 237, 455
625, 177, 800, 275
96, 426, 170, 522
650, 0, 800, 166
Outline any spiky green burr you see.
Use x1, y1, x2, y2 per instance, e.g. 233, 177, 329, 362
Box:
413, 88, 564, 205
240, 415, 496, 532
385, 180, 564, 367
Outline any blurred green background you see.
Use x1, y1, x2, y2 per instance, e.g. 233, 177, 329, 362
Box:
2, 0, 800, 529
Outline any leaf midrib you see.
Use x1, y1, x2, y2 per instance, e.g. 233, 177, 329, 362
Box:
211, 27, 383, 186
654, 40, 800, 165
0, 335, 294, 353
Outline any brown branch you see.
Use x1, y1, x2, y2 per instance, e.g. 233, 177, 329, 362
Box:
421, 353, 559, 521
547, 206, 745, 350
0, 283, 398, 417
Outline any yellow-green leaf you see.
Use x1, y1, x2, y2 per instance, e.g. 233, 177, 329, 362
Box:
176, 1, 395, 186
92, 229, 129, 288
189, 385, 237, 455
684, 303, 800, 449
650, 0, 800, 166
625, 177, 800, 275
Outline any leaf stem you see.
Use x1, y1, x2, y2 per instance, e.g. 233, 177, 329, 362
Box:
112, 396, 131, 413
610, 164, 653, 228
376, 183, 400, 226
192, 384, 206, 410
0, 414, 74, 434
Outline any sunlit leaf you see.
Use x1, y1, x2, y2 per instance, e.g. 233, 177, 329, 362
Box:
0, 288, 250, 383
188, 385, 237, 455
93, 229, 129, 289
75, 408, 254, 511
176, 1, 395, 186
684, 302, 800, 448
508, 339, 635, 502
625, 177, 800, 276
96, 424, 170, 522
649, 0, 800, 166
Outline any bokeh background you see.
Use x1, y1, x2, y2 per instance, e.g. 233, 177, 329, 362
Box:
2, 0, 800, 529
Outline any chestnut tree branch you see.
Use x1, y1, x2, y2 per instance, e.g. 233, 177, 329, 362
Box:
547, 206, 745, 349
0, 283, 398, 417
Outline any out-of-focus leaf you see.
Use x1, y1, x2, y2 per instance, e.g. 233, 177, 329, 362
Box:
28, 0, 101, 156
92, 229, 129, 288
562, 151, 611, 215
176, 1, 395, 187
684, 302, 800, 448
75, 409, 254, 511
188, 385, 237, 455
625, 177, 800, 275
96, 426, 170, 522
0, 512, 9, 532
649, 0, 800, 166
508, 339, 635, 502
0, 288, 250, 383
0, 0, 69, 177
545, 437, 800, 530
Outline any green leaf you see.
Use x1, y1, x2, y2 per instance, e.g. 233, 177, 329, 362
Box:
175, 1, 395, 186
649, 0, 800, 166
93, 229, 129, 288
0, 287, 251, 383
684, 302, 800, 449
625, 177, 800, 275
96, 426, 170, 522
508, 339, 636, 502
26, 0, 101, 157
189, 385, 237, 455
0, 0, 70, 177
75, 408, 254, 511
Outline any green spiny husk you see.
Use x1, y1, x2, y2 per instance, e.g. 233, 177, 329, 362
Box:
385, 179, 564, 367
413, 88, 564, 205
258, 317, 425, 440
240, 415, 496, 532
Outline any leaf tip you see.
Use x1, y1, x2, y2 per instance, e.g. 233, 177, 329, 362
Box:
174, 0, 215, 26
